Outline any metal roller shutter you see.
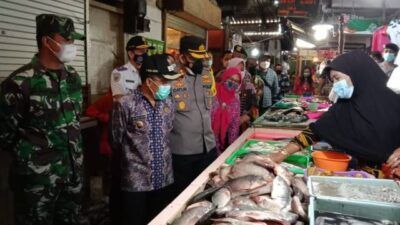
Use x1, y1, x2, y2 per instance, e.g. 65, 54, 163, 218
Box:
0, 0, 87, 83
166, 13, 206, 38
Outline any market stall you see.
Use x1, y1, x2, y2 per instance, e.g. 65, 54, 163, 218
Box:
149, 128, 301, 225
150, 126, 400, 225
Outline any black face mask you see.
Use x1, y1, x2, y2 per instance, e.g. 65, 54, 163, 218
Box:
190, 59, 204, 75
276, 70, 282, 74
134, 53, 147, 65
248, 66, 257, 76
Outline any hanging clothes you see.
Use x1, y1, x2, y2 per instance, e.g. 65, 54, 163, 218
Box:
371, 25, 390, 52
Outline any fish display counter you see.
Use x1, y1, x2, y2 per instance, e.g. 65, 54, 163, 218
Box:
149, 128, 302, 225
252, 97, 330, 130
150, 127, 400, 224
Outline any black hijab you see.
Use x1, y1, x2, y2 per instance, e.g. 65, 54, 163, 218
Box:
310, 51, 400, 164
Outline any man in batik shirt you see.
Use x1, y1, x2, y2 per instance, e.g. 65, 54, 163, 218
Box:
111, 54, 182, 225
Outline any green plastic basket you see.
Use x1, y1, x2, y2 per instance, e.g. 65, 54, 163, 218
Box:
225, 140, 282, 165
225, 140, 312, 174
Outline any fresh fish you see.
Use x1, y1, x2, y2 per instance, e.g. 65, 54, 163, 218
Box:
216, 196, 258, 215
249, 182, 273, 196
291, 195, 307, 220
187, 186, 221, 205
209, 173, 224, 187
291, 177, 309, 199
240, 154, 276, 169
226, 209, 298, 224
171, 201, 215, 225
212, 187, 231, 208
220, 165, 232, 182
230, 196, 258, 207
271, 176, 292, 211
229, 161, 274, 180
211, 218, 268, 225
186, 200, 215, 210
274, 164, 293, 186
252, 196, 283, 213
226, 175, 268, 193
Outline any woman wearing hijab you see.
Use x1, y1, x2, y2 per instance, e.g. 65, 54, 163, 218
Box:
215, 51, 233, 82
211, 67, 242, 154
227, 57, 259, 132
293, 67, 314, 96
269, 51, 400, 170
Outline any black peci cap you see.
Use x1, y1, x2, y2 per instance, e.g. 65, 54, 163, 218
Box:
141, 54, 183, 80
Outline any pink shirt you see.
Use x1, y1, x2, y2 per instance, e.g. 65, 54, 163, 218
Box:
372, 26, 390, 52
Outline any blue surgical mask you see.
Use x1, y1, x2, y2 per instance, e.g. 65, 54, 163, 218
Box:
150, 79, 171, 100
330, 79, 354, 102
383, 52, 396, 62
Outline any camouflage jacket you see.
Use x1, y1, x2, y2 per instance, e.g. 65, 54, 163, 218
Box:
0, 55, 83, 184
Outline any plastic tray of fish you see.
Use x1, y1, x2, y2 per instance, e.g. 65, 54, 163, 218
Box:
307, 176, 400, 206
309, 196, 400, 225
225, 140, 311, 169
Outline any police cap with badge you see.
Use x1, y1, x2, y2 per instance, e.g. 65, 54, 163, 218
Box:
180, 36, 209, 59
126, 36, 155, 51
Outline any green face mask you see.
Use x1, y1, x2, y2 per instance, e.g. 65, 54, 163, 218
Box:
149, 79, 171, 100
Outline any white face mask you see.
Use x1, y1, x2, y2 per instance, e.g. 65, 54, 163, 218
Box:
48, 38, 77, 63
260, 61, 270, 69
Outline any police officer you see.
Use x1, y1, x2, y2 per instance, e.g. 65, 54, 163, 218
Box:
111, 36, 152, 100
0, 14, 84, 225
170, 36, 217, 194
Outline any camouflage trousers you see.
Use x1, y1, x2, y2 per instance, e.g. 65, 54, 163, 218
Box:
13, 174, 83, 225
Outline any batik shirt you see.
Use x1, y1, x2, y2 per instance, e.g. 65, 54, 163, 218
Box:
111, 90, 174, 191
0, 55, 83, 186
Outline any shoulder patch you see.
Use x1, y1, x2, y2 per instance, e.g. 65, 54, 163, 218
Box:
117, 66, 128, 71
113, 72, 121, 82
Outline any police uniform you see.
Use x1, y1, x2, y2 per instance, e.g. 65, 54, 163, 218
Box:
110, 36, 152, 97
0, 14, 84, 225
169, 36, 217, 194
110, 62, 141, 96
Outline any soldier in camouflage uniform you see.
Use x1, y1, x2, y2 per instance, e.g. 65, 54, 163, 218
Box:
0, 14, 85, 225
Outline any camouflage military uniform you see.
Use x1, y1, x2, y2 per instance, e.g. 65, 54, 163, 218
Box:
0, 54, 83, 225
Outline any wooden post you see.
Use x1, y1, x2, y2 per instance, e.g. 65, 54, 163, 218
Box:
338, 15, 345, 54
